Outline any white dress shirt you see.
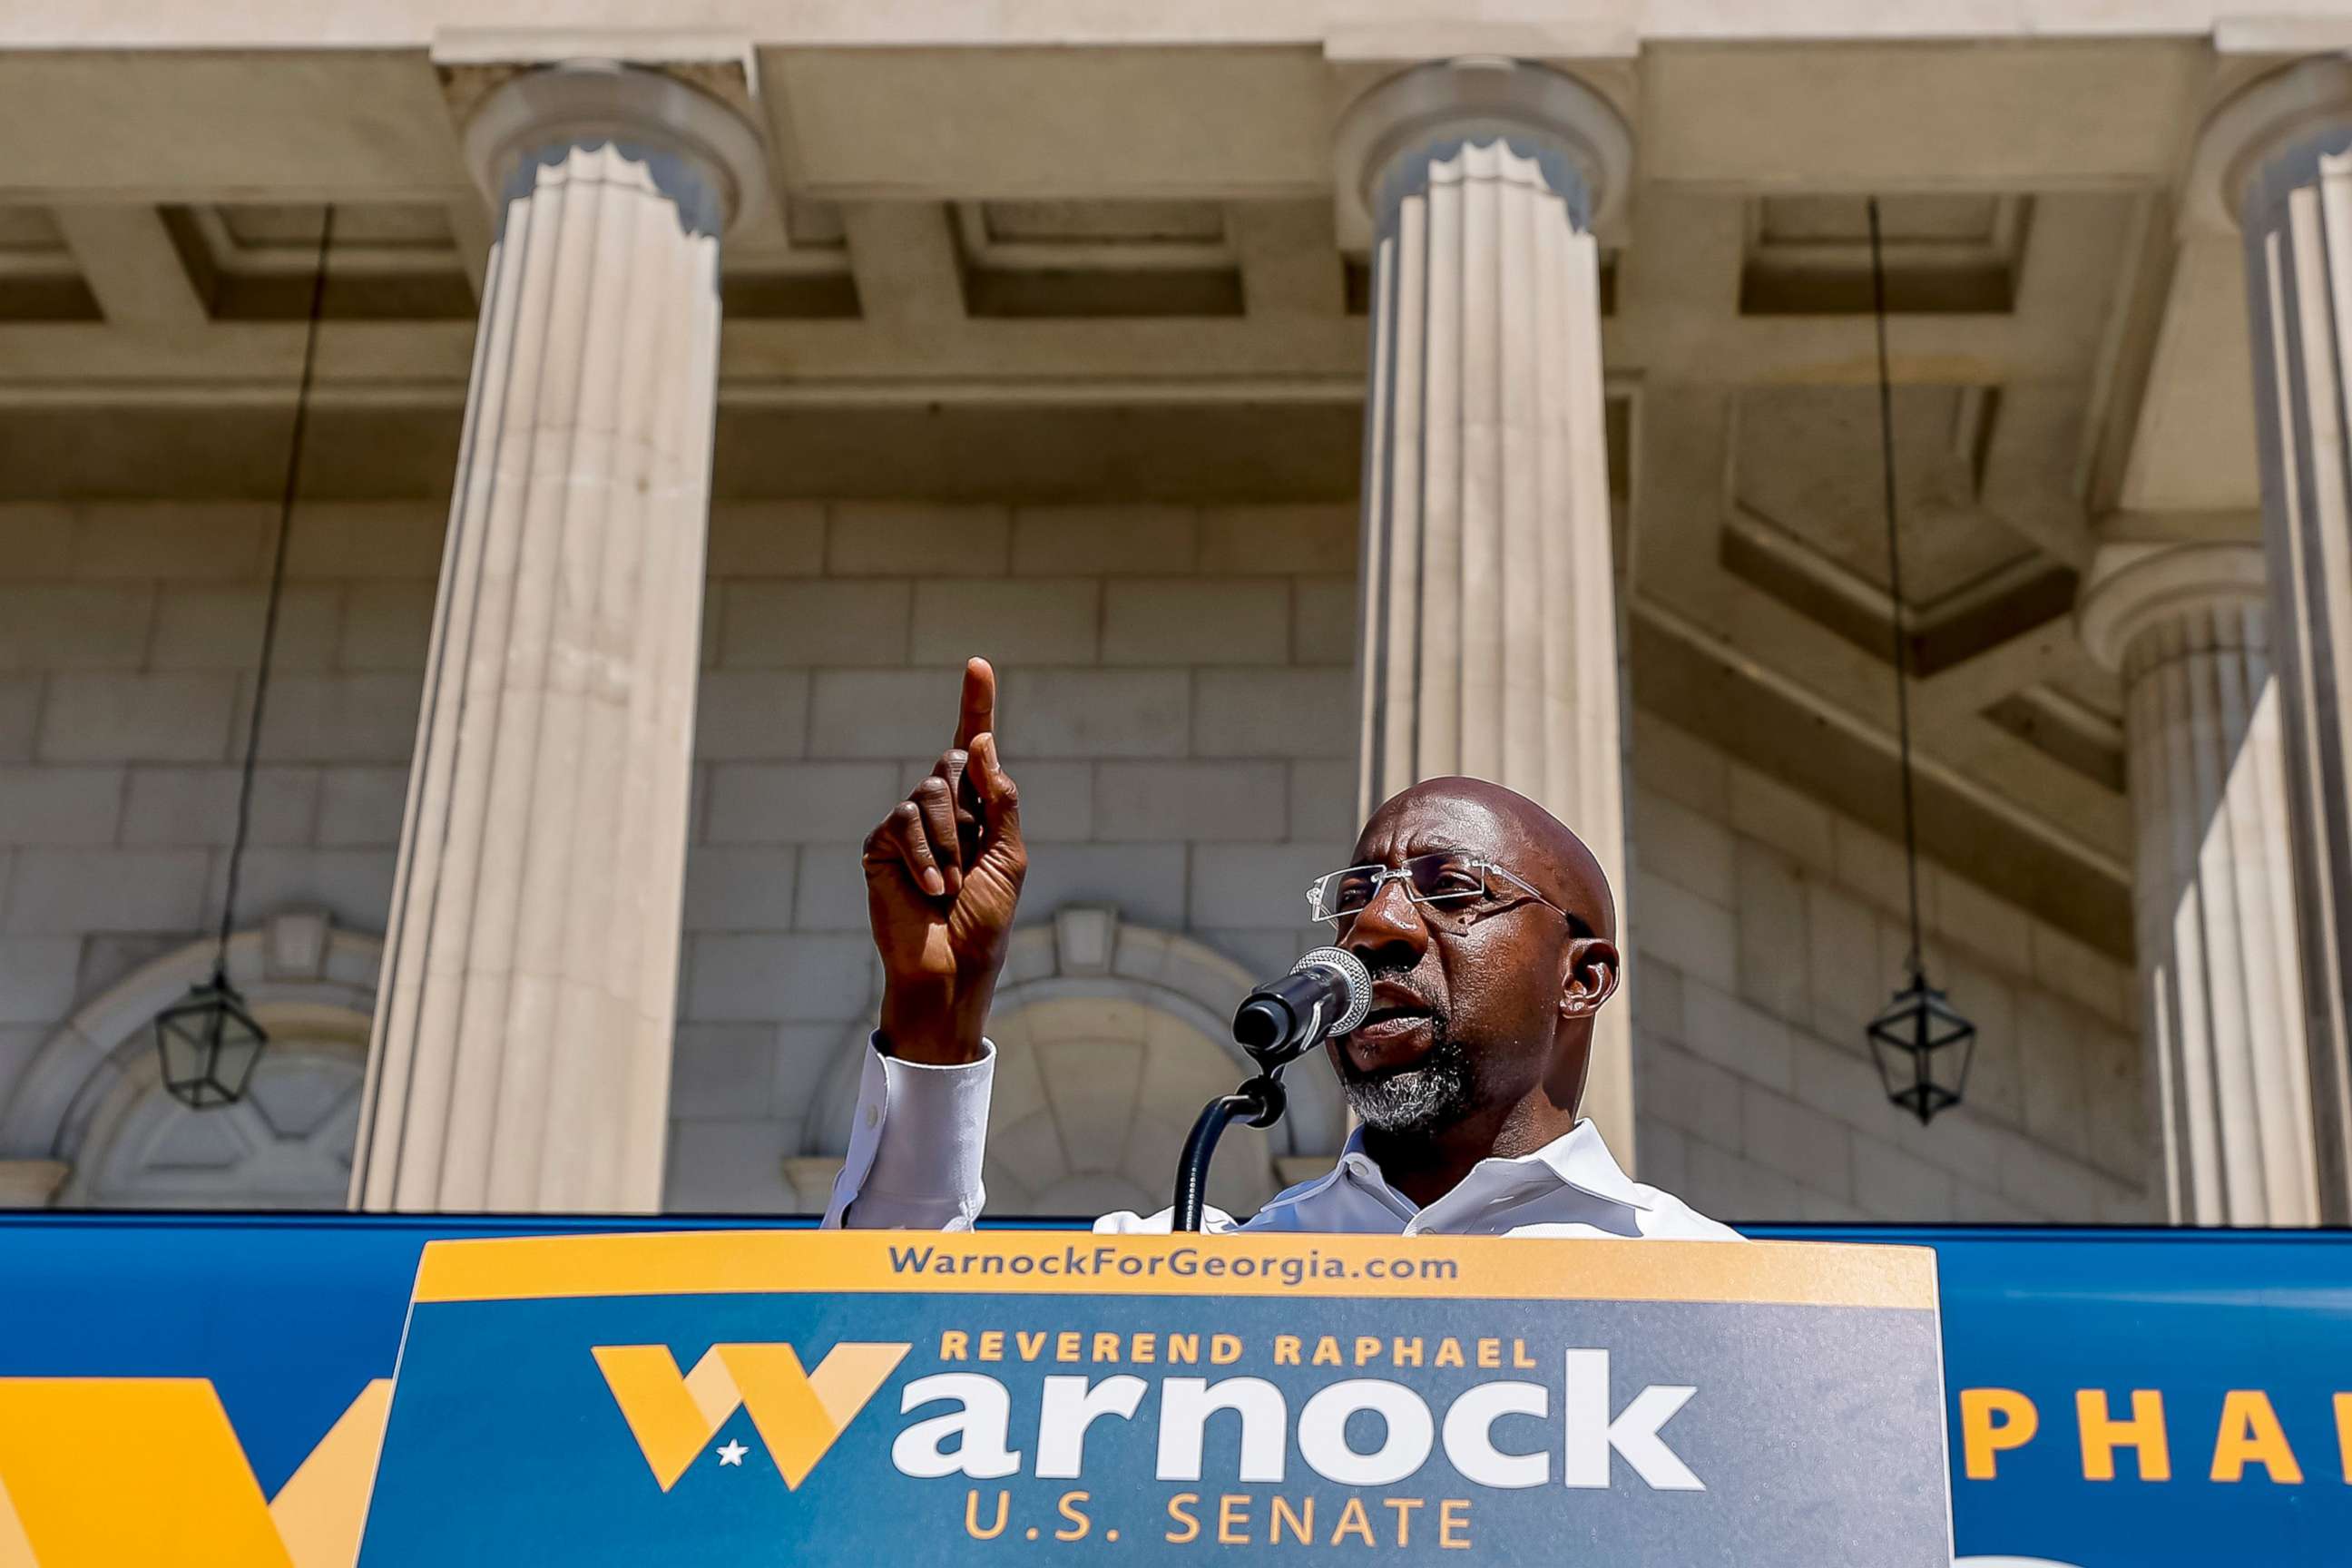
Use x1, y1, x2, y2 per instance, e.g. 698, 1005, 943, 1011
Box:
822, 1039, 1741, 1240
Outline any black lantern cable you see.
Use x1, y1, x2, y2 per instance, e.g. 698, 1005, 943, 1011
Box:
156, 206, 334, 1111
213, 205, 335, 976
1867, 199, 1926, 978
1861, 197, 1976, 1127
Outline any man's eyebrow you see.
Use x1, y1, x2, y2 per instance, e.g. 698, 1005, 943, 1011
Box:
1399, 836, 1475, 858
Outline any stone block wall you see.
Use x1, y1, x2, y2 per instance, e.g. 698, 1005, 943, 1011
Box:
1623, 710, 2151, 1224
0, 500, 2150, 1225
668, 502, 1357, 1209
0, 503, 436, 1133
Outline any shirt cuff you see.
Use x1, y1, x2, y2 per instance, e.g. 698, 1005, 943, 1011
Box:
822, 1034, 995, 1230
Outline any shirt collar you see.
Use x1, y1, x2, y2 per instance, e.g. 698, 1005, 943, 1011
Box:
1519, 1119, 1656, 1212
1269, 1118, 1655, 1218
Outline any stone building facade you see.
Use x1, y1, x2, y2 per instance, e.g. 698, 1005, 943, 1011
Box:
0, 5, 2345, 1226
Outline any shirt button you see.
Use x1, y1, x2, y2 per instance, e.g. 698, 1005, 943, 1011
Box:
864, 1104, 880, 1130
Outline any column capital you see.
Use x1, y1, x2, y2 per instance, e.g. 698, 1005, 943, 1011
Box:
2182, 53, 2352, 236
446, 55, 770, 239
1332, 57, 1632, 240
2077, 541, 2269, 671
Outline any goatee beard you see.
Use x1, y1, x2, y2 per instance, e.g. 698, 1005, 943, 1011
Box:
1338, 1014, 1475, 1135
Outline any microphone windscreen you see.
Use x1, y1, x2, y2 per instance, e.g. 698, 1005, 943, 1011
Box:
1295, 946, 1372, 1034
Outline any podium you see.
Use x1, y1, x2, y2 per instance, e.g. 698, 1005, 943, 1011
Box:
355, 1230, 1950, 1564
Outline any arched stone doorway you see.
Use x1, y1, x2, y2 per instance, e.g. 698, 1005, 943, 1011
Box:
978, 990, 1275, 1217
63, 1035, 366, 1210
0, 914, 379, 1210
801, 908, 1347, 1218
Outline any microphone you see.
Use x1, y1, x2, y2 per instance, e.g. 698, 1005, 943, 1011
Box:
1177, 948, 1372, 1230
1231, 947, 1372, 1068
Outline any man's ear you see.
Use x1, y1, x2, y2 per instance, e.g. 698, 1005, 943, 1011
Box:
1560, 937, 1621, 1018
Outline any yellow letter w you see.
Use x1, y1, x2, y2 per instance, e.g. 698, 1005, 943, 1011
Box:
593, 1342, 907, 1492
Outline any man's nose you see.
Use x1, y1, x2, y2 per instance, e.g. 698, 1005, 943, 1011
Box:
1343, 877, 1427, 968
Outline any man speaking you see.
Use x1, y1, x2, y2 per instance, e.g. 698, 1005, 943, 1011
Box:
824, 659, 1735, 1241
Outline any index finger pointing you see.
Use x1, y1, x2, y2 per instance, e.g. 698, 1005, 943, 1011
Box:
952, 656, 997, 751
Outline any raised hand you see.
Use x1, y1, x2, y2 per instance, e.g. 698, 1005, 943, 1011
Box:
861, 658, 1026, 1064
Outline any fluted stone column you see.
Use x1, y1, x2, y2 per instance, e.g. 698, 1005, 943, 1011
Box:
2190, 56, 2352, 1219
1336, 59, 1638, 1155
351, 64, 764, 1212
2081, 544, 2320, 1224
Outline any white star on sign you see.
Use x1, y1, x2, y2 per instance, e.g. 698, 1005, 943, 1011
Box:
716, 1440, 748, 1466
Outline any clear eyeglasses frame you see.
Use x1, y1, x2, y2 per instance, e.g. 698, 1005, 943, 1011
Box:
1304, 853, 1590, 938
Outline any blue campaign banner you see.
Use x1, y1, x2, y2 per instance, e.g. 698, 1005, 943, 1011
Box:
1818, 1223, 2352, 1568
0, 1211, 2345, 1567
353, 1230, 1951, 1566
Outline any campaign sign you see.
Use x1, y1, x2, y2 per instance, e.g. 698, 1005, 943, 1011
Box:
355, 1230, 1948, 1564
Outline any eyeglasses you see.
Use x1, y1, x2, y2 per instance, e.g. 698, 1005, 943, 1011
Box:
1306, 852, 1591, 937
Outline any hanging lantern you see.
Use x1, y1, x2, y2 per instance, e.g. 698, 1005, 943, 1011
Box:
1867, 971, 1976, 1125
154, 971, 268, 1109
149, 207, 332, 1109
1859, 195, 1975, 1124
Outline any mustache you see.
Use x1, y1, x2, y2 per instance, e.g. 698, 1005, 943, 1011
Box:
1360, 967, 1443, 1014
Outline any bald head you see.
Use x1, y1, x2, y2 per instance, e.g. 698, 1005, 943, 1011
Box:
1328, 774, 1623, 1155
1356, 776, 1615, 942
